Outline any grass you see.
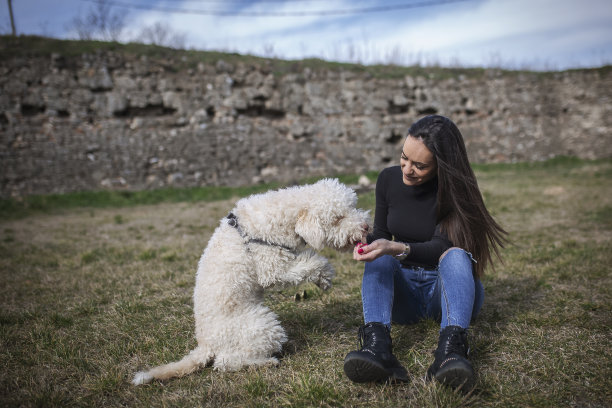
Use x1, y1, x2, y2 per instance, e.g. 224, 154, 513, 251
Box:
1, 158, 611, 407
0, 172, 380, 221
0, 184, 283, 221
3, 35, 609, 79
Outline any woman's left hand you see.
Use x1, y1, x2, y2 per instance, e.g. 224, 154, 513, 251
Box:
353, 239, 403, 262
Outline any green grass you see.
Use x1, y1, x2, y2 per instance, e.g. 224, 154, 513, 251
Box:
1, 158, 610, 407
0, 35, 482, 79
4, 35, 609, 79
0, 184, 273, 220
0, 172, 379, 221
1, 156, 601, 221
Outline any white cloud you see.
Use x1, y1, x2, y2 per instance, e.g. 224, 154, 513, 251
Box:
371, 0, 612, 67
2, 0, 611, 69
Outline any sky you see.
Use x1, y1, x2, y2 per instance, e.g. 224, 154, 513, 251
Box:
2, 0, 612, 71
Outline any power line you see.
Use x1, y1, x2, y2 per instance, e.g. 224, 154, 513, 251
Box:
125, 0, 349, 2
79, 0, 471, 17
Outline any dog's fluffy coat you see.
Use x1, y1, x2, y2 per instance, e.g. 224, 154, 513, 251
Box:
133, 179, 369, 384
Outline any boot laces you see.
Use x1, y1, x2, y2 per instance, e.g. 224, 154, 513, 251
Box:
358, 325, 376, 349
358, 323, 388, 351
444, 332, 468, 357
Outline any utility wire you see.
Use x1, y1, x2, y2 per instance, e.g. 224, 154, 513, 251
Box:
81, 0, 455, 3
120, 0, 356, 2
80, 0, 471, 17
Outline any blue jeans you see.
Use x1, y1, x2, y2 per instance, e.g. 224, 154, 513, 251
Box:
361, 248, 484, 330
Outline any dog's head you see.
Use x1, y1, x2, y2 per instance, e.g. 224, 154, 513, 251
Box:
294, 178, 371, 251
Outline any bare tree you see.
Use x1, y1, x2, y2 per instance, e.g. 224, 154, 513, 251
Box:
136, 21, 186, 49
69, 0, 126, 41
262, 43, 275, 58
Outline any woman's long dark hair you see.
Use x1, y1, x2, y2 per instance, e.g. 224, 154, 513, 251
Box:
408, 115, 507, 278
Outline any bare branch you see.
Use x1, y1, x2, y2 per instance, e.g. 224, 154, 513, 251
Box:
67, 0, 126, 41
136, 21, 186, 49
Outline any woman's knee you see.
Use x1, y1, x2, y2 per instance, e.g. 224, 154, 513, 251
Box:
439, 247, 469, 264
438, 247, 474, 280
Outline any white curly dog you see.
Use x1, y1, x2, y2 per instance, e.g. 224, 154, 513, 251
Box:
133, 178, 370, 385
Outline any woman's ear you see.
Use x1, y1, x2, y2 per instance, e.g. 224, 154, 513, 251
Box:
294, 210, 325, 250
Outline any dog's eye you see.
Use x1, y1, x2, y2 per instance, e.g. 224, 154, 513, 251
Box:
332, 216, 345, 226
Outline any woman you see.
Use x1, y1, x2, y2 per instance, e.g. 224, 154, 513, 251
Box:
343, 115, 507, 390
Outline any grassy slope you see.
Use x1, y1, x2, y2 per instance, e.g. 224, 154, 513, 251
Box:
3, 35, 610, 79
0, 158, 610, 407
0, 34, 485, 79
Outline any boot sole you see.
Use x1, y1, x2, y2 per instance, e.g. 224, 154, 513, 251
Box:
343, 353, 392, 383
433, 363, 475, 391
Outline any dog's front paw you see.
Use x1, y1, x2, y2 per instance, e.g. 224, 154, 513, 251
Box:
317, 276, 332, 291
314, 264, 335, 290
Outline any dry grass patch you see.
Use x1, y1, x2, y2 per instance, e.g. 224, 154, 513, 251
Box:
1, 159, 610, 407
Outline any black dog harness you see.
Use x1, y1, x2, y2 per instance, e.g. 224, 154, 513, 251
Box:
226, 212, 297, 252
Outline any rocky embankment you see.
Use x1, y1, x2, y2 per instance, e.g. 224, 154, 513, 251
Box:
1, 39, 611, 197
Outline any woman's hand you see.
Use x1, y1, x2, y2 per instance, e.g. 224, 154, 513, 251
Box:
353, 239, 405, 262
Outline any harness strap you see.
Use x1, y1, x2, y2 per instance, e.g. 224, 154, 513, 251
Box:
226, 212, 296, 252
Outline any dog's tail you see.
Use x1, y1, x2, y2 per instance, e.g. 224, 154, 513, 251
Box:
132, 347, 213, 385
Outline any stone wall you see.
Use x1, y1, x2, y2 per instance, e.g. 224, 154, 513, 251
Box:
1, 48, 611, 198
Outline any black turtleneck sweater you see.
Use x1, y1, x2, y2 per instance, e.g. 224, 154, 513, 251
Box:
366, 165, 452, 269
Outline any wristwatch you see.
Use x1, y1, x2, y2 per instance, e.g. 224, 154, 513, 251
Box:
394, 243, 411, 261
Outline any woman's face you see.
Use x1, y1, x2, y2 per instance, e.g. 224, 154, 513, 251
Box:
400, 136, 437, 186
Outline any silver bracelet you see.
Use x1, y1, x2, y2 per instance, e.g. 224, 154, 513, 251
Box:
394, 243, 411, 261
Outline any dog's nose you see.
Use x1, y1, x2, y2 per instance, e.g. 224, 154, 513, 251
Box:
362, 223, 369, 232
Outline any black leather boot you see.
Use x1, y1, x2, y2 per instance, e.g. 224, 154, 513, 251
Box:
343, 322, 409, 383
426, 325, 475, 391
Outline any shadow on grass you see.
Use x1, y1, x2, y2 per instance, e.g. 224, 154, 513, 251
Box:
273, 289, 435, 364
269, 271, 558, 397
467, 274, 554, 373
478, 274, 551, 328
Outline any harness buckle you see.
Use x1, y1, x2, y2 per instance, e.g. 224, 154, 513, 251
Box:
226, 212, 238, 228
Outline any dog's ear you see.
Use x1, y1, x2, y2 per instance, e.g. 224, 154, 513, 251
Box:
295, 210, 325, 250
